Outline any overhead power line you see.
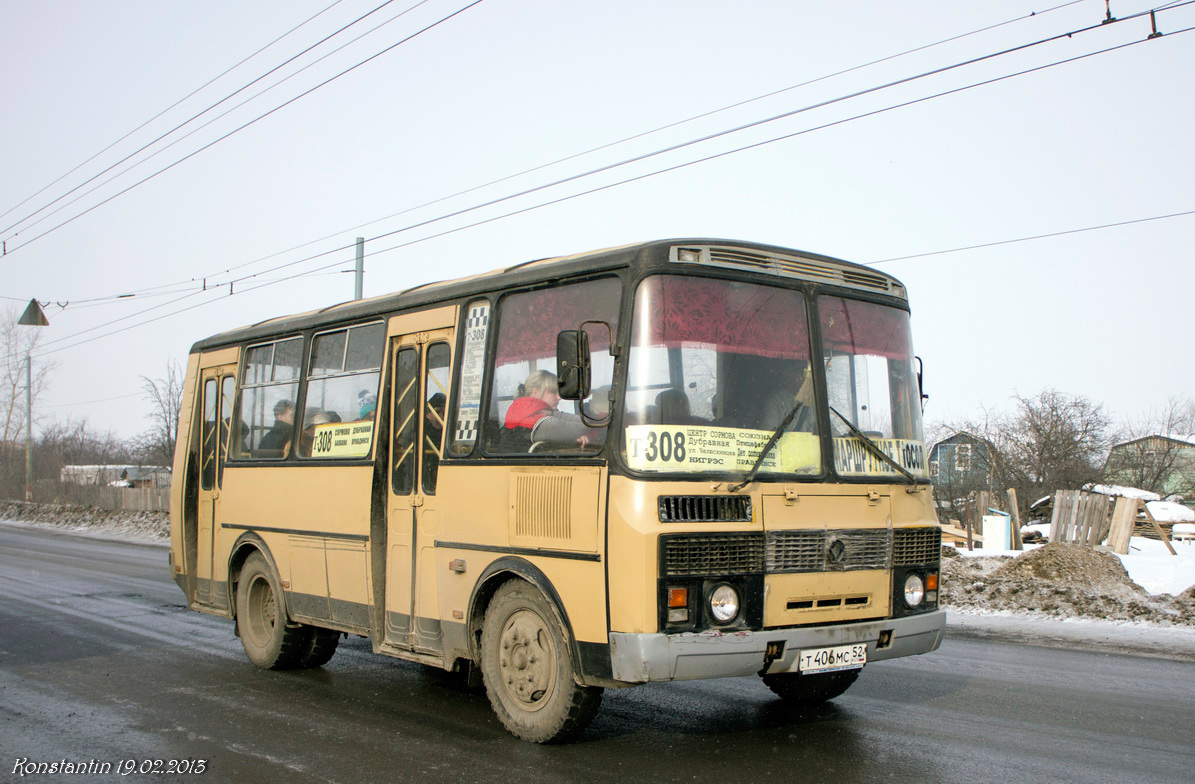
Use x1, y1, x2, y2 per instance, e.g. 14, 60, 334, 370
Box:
1, 0, 487, 255
0, 0, 350, 228
50, 0, 1085, 309
190, 0, 1092, 290
868, 209, 1195, 265
10, 4, 1192, 366
198, 3, 1191, 290
2, 0, 439, 245
16, 17, 1192, 366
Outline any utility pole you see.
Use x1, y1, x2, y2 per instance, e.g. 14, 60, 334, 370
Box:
25, 354, 32, 501
17, 299, 49, 503
354, 237, 364, 300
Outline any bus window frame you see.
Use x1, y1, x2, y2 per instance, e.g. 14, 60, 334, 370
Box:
229, 335, 305, 462
606, 266, 921, 485
477, 273, 623, 460
296, 320, 386, 461
446, 297, 492, 459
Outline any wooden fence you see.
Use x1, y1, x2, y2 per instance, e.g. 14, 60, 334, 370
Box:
31, 482, 170, 512
1048, 490, 1111, 546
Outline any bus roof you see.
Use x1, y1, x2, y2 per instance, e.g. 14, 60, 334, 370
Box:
189, 238, 906, 353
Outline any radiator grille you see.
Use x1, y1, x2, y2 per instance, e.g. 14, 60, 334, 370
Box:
658, 495, 752, 523
766, 529, 892, 572
893, 527, 942, 566
661, 533, 764, 576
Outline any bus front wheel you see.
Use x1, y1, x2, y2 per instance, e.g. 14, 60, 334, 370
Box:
480, 581, 603, 743
236, 552, 309, 669
760, 668, 860, 708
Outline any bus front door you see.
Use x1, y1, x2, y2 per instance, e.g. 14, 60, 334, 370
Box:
196, 367, 236, 608
384, 324, 453, 654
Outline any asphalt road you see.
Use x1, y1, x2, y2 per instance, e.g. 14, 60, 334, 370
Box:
2, 524, 1193, 784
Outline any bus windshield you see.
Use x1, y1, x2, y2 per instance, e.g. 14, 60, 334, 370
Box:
621, 275, 821, 475
819, 295, 927, 478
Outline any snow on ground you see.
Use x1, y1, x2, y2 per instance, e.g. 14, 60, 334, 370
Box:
3, 500, 1194, 659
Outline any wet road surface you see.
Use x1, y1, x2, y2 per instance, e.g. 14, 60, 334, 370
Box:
2, 524, 1193, 783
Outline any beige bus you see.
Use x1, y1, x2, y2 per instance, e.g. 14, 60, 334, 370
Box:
169, 238, 944, 742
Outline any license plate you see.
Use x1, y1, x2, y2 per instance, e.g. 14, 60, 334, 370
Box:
797, 643, 867, 674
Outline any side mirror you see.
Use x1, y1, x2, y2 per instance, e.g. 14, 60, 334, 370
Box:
556, 330, 591, 400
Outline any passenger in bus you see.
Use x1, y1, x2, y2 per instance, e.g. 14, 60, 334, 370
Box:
532, 384, 611, 448
297, 409, 335, 456
358, 390, 377, 419
654, 388, 705, 426
258, 400, 295, 454
757, 364, 816, 431
500, 370, 590, 451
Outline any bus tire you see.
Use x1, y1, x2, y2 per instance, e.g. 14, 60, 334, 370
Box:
236, 552, 309, 669
480, 580, 603, 743
300, 628, 341, 668
760, 668, 860, 708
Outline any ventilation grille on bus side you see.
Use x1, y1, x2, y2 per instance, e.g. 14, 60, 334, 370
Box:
511, 475, 572, 540
892, 527, 942, 566
671, 245, 897, 295
658, 495, 752, 523
661, 533, 765, 576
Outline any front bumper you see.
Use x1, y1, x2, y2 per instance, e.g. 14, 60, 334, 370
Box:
608, 609, 945, 683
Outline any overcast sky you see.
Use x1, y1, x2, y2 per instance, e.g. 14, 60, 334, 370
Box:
2, 0, 1192, 441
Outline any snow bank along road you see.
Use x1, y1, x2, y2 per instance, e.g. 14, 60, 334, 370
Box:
2, 524, 1194, 783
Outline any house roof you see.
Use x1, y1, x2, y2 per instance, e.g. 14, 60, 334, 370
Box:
1109, 434, 1195, 451
929, 431, 995, 453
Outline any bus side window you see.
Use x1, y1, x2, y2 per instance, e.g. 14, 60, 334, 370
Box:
237, 337, 302, 459
484, 278, 620, 454
302, 323, 384, 459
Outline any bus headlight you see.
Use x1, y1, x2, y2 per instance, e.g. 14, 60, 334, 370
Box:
709, 584, 740, 623
903, 574, 925, 608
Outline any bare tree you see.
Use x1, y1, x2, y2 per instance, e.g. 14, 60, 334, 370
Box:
932, 389, 1114, 515
36, 418, 136, 480
1102, 397, 1195, 499
137, 361, 184, 466
995, 389, 1114, 500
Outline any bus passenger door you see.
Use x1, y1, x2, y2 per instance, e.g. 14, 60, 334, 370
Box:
385, 327, 453, 653
196, 367, 236, 607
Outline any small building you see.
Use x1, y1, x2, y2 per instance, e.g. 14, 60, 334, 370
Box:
929, 432, 996, 488
1102, 435, 1195, 504
60, 465, 172, 488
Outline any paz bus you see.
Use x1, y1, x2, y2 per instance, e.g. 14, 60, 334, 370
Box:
169, 238, 944, 742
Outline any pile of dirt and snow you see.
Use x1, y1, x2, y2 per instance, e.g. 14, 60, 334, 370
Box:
941, 542, 1195, 626
0, 500, 168, 543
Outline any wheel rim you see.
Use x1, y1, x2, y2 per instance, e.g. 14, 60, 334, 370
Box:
496, 608, 557, 712
245, 573, 276, 646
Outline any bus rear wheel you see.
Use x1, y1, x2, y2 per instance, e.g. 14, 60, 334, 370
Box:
300, 628, 341, 668
237, 552, 309, 669
480, 581, 603, 743
760, 668, 860, 708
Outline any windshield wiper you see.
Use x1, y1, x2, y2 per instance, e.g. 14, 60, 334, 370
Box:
828, 405, 919, 486
728, 400, 806, 492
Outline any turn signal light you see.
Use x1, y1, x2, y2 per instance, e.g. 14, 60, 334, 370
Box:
926, 573, 939, 591
667, 587, 688, 608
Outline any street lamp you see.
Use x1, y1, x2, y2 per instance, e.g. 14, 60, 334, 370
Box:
17, 299, 48, 503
